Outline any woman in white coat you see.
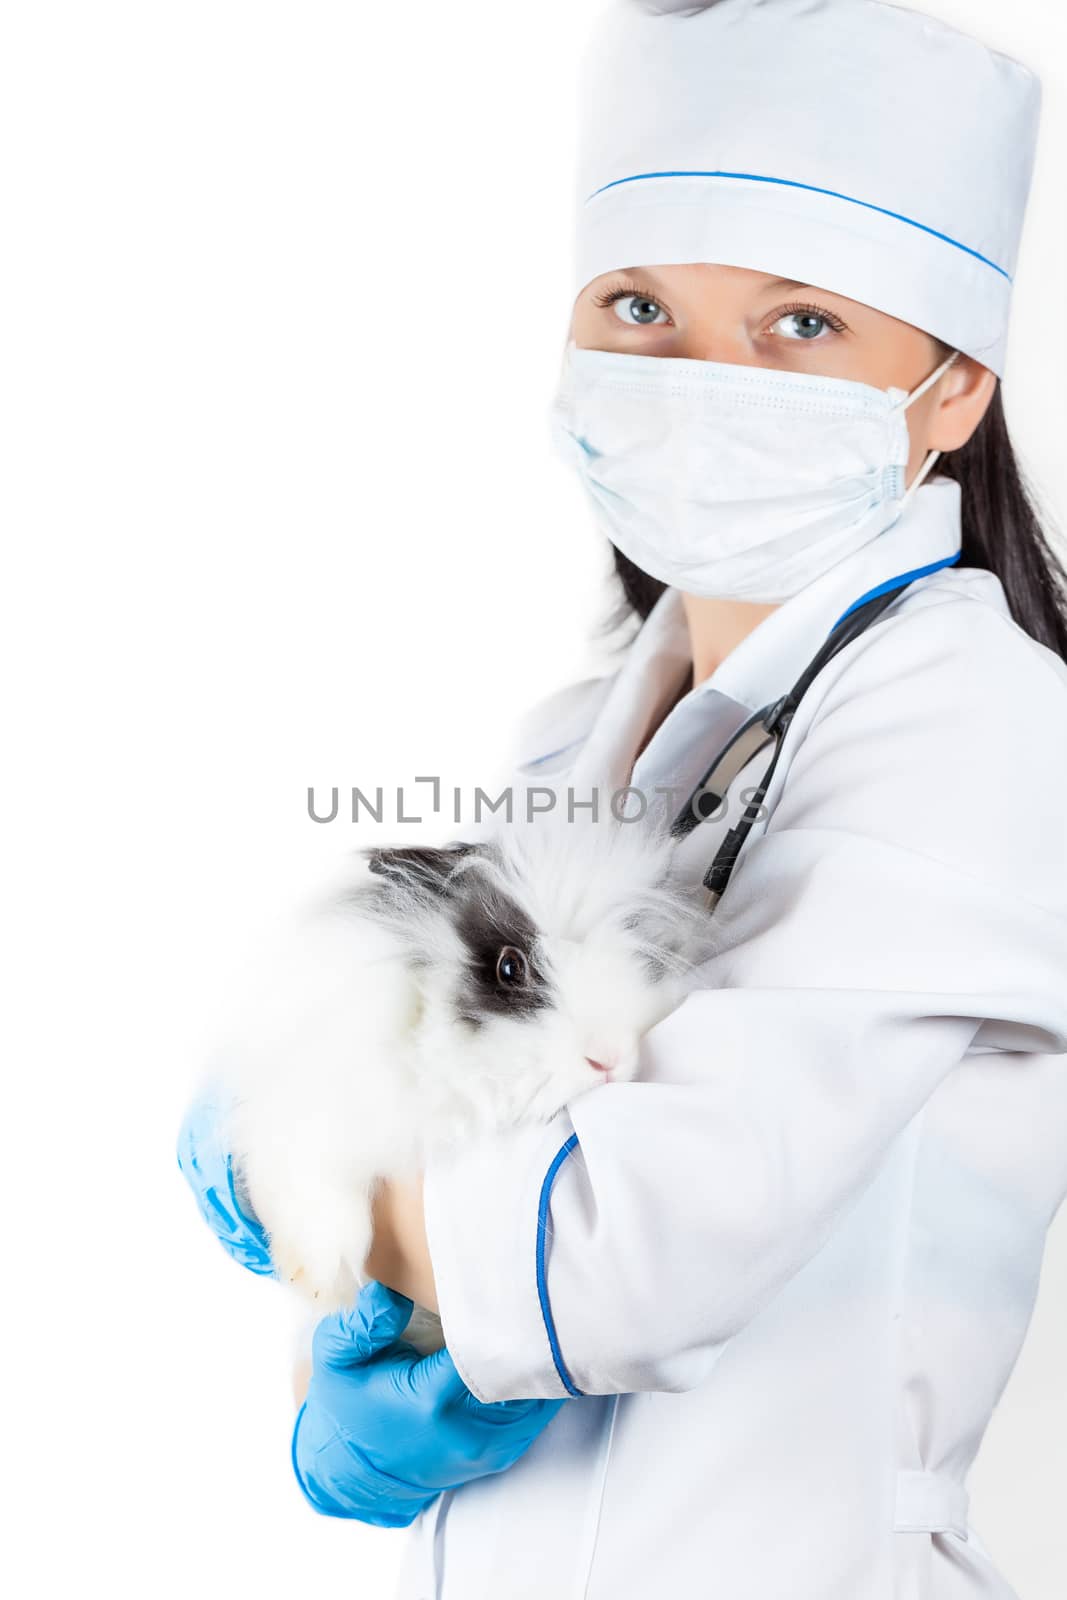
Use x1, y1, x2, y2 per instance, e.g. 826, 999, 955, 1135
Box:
365, 3, 1067, 1595
180, 2, 1067, 1596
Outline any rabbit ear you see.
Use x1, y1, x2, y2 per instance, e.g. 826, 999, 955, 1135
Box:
365, 842, 480, 898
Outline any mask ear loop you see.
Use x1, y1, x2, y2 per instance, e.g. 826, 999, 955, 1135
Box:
901, 446, 944, 505
896, 349, 961, 508
900, 347, 962, 411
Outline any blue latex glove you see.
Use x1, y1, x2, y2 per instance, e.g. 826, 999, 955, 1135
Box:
292, 1280, 566, 1526
175, 1085, 274, 1276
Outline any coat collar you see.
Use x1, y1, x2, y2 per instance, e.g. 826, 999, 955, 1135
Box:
568, 478, 964, 796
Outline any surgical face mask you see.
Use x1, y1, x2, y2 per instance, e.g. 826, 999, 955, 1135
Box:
549, 340, 960, 603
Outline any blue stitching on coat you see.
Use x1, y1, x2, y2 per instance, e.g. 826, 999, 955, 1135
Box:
536, 1133, 585, 1397
585, 170, 1011, 282
831, 552, 961, 632
523, 736, 586, 768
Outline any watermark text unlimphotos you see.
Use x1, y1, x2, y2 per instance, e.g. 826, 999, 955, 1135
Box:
306, 777, 768, 829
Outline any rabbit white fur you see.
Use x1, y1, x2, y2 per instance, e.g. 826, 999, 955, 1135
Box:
213, 813, 715, 1352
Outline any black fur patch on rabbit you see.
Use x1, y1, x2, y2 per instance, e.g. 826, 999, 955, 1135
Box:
449, 868, 553, 1026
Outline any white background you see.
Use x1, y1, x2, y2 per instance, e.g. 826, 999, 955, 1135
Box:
3, 2, 1066, 1595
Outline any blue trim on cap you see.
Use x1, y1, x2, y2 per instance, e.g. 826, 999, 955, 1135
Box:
586, 170, 1011, 282
830, 552, 962, 633
536, 1134, 585, 1398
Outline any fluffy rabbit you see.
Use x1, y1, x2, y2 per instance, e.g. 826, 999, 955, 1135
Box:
212, 813, 715, 1352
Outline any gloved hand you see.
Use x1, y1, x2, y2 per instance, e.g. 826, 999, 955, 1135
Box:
175, 1084, 274, 1276
292, 1280, 566, 1526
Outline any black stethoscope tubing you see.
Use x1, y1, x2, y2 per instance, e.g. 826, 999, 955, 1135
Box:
670, 571, 943, 909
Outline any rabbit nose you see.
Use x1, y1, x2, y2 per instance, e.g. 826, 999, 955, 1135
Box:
585, 1057, 614, 1075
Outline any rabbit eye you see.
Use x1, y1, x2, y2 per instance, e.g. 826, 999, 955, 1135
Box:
496, 946, 528, 987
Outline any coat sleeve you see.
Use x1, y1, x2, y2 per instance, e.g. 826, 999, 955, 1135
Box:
422, 598, 1067, 1402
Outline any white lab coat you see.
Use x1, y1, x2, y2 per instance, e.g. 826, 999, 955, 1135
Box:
394, 479, 1067, 1600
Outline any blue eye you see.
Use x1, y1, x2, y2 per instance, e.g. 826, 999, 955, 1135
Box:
769, 306, 846, 341
591, 284, 672, 326
612, 293, 669, 327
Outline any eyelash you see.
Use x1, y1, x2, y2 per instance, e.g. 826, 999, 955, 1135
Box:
590, 282, 849, 336
776, 299, 849, 335
590, 281, 665, 313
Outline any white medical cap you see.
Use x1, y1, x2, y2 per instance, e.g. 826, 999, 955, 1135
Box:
573, 0, 1041, 375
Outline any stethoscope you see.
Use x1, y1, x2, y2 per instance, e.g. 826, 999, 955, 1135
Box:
670, 555, 961, 910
